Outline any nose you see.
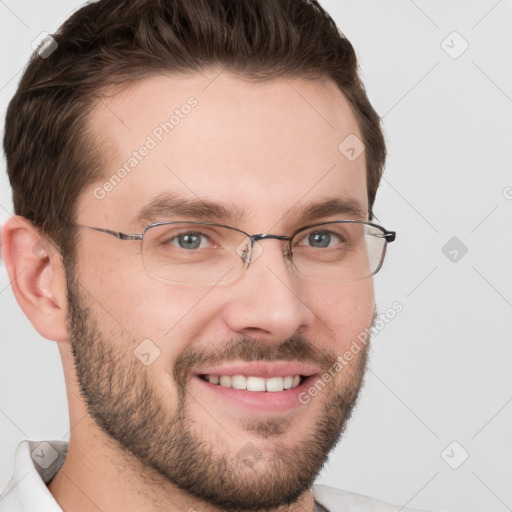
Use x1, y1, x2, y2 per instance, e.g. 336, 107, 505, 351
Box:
222, 239, 315, 342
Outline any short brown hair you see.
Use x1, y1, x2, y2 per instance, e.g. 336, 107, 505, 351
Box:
4, 0, 386, 260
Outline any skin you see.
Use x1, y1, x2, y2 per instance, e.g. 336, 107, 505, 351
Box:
2, 70, 375, 512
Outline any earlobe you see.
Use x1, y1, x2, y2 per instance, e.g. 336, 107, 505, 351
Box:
1, 215, 69, 342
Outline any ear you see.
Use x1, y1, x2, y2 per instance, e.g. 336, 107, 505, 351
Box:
1, 215, 69, 342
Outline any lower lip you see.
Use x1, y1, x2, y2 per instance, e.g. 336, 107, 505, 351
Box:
192, 375, 317, 414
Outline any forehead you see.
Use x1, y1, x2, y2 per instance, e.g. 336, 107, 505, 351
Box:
81, 71, 368, 229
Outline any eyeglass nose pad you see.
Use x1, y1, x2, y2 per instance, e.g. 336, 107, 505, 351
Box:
235, 238, 264, 267
235, 238, 254, 267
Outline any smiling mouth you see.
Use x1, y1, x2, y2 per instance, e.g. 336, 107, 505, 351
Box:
198, 374, 307, 392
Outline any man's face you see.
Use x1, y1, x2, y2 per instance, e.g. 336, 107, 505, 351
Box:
67, 71, 374, 511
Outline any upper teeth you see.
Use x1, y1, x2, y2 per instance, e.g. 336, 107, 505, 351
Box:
203, 374, 301, 392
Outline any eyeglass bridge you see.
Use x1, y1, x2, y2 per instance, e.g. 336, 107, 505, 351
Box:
240, 233, 293, 265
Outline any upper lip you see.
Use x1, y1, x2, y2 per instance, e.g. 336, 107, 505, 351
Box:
193, 361, 321, 379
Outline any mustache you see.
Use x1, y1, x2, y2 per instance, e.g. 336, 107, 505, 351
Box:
172, 335, 339, 389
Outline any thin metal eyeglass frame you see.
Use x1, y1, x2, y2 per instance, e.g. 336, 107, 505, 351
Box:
75, 220, 396, 282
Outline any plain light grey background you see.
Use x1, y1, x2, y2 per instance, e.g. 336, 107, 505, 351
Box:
1, 1, 511, 511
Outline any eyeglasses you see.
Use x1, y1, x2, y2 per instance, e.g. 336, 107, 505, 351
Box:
76, 220, 396, 286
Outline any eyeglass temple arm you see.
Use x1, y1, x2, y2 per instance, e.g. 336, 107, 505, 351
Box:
77, 225, 142, 241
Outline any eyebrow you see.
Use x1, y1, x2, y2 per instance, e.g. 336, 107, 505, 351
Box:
134, 192, 246, 226
289, 197, 368, 224
134, 192, 368, 228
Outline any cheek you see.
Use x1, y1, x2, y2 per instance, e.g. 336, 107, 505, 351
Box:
79, 249, 211, 353
308, 279, 375, 349
324, 283, 374, 389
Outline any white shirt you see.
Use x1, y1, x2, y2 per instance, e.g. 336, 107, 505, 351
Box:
0, 440, 433, 512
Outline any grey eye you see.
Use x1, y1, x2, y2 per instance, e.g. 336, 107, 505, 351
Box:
171, 233, 205, 249
308, 231, 332, 248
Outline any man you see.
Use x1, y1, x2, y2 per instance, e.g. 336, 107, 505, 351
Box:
0, 0, 431, 511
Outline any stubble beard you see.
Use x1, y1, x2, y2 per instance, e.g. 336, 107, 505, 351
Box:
64, 267, 370, 512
